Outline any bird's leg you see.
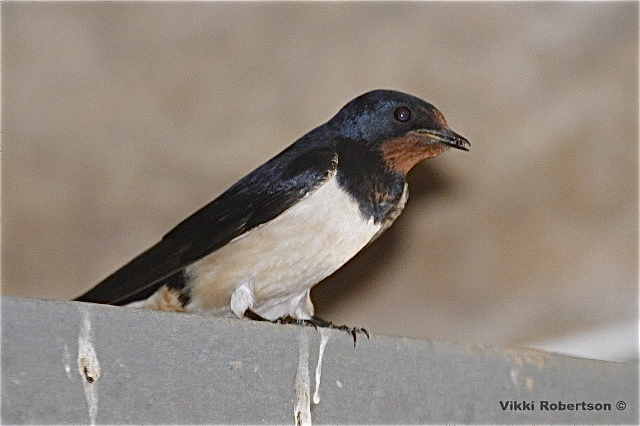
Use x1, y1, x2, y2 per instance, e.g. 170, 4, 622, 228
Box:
284, 314, 369, 346
243, 309, 368, 346
243, 309, 271, 322
243, 309, 310, 327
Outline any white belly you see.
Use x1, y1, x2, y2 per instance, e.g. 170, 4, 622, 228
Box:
184, 175, 383, 320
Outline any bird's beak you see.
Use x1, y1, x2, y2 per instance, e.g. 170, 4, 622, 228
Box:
412, 128, 470, 151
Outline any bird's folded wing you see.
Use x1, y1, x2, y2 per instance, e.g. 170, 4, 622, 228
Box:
75, 146, 338, 305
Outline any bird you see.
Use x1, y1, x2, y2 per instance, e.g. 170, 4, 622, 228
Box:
75, 89, 470, 340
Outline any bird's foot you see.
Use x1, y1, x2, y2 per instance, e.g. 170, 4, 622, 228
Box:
243, 309, 368, 346
305, 316, 370, 347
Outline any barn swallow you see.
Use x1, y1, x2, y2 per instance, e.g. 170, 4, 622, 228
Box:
75, 89, 469, 341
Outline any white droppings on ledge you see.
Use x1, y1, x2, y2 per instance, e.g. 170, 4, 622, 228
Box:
63, 343, 72, 379
313, 329, 330, 405
77, 308, 100, 426
294, 329, 311, 426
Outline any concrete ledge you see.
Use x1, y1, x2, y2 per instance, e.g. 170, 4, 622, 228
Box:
1, 296, 637, 424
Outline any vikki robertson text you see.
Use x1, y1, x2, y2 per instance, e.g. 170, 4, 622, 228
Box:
499, 400, 624, 411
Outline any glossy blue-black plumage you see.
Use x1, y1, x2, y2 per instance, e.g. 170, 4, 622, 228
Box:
75, 89, 458, 306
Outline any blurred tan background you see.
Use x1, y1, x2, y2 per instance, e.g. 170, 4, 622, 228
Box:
3, 2, 637, 361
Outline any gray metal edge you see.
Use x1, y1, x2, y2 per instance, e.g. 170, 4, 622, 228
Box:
1, 296, 637, 425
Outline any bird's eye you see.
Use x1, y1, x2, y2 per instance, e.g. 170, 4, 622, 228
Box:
394, 106, 411, 122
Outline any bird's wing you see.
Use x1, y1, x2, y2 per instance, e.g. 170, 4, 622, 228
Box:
75, 145, 338, 305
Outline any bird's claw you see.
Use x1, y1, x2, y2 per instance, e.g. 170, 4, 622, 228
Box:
302, 316, 369, 347
334, 324, 369, 346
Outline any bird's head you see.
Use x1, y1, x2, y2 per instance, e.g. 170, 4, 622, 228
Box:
328, 89, 470, 175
